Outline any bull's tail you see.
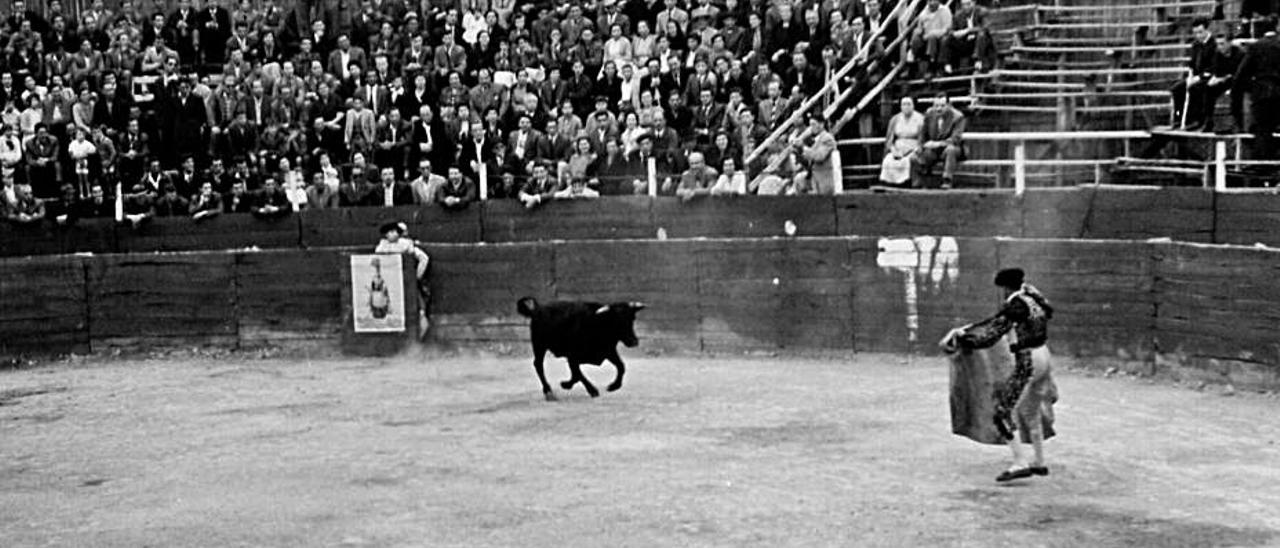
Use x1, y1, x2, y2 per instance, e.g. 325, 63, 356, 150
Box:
516, 297, 539, 318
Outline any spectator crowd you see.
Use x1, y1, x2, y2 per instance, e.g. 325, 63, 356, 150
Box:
0, 0, 913, 228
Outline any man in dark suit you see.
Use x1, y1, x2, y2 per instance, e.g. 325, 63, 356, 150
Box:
1234, 18, 1280, 160
375, 108, 412, 172
457, 124, 494, 185
508, 115, 548, 168
946, 0, 995, 73
366, 166, 415, 206
1172, 19, 1219, 130
196, 0, 232, 68
690, 88, 724, 146
539, 119, 574, 163
914, 90, 966, 189
167, 0, 199, 69
411, 104, 453, 170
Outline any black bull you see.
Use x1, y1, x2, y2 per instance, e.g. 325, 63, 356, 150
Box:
516, 297, 646, 401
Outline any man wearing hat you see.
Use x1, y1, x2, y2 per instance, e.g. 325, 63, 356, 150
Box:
951, 268, 1057, 482
376, 220, 432, 339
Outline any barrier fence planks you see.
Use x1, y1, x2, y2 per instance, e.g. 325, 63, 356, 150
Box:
836, 192, 1024, 238
654, 195, 838, 239
697, 238, 854, 353
1153, 243, 1280, 388
1077, 188, 1215, 242
0, 255, 89, 355
2, 236, 1279, 389
423, 242, 555, 348
236, 249, 347, 350
1213, 193, 1280, 248
116, 213, 300, 253
85, 253, 238, 350
482, 196, 655, 242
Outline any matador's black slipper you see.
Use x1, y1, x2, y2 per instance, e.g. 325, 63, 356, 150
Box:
996, 468, 1035, 482
1030, 466, 1049, 476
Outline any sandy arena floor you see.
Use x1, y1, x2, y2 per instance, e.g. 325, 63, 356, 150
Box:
1, 351, 1278, 548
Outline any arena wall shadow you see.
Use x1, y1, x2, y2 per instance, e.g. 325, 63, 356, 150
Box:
3, 237, 1278, 390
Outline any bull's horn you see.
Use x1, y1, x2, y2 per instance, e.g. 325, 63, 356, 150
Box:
630, 302, 646, 310
596, 305, 610, 314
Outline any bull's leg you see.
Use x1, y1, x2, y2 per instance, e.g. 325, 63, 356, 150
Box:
560, 375, 578, 390
533, 346, 556, 401
569, 362, 599, 398
606, 351, 626, 392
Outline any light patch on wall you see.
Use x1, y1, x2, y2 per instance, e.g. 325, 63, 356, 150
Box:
876, 237, 960, 342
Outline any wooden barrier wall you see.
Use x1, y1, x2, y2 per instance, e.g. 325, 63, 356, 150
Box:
8, 189, 1280, 257
4, 237, 1278, 389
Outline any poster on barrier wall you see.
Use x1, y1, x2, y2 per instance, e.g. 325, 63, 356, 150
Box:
350, 254, 406, 333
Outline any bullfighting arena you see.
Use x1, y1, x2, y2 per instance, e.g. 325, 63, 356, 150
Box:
3, 351, 1277, 547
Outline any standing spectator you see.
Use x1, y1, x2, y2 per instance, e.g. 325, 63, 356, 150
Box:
198, 0, 233, 70
1234, 18, 1280, 160
794, 114, 838, 195
345, 96, 377, 159
67, 127, 97, 198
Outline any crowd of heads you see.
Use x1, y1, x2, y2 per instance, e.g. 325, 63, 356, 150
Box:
0, 0, 888, 215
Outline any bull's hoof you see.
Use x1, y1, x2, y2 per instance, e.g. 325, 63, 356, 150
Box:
586, 389, 600, 398
543, 391, 558, 402
606, 383, 622, 392
560, 380, 576, 390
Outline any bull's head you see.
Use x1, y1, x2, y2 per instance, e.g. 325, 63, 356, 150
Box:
596, 302, 646, 347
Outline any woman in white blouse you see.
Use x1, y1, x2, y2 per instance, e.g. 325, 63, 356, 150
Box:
632, 21, 657, 62
879, 96, 924, 186
711, 157, 748, 195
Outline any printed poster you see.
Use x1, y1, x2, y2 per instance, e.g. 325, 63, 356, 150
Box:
351, 254, 405, 333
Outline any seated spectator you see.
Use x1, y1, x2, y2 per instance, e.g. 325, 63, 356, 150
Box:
946, 0, 995, 74
121, 182, 156, 227
910, 0, 953, 79
710, 157, 748, 196
1208, 33, 1245, 133
4, 181, 45, 226
435, 165, 478, 210
518, 162, 561, 208
368, 166, 414, 207
277, 157, 308, 211
554, 176, 601, 199
625, 133, 675, 195
676, 151, 719, 200
914, 91, 966, 189
1171, 19, 1218, 130
252, 177, 291, 218
77, 184, 115, 220
565, 136, 598, 182
340, 165, 373, 207
880, 96, 925, 186
154, 182, 190, 217
409, 159, 447, 205
190, 181, 223, 221
304, 171, 340, 210
223, 180, 254, 213
48, 184, 80, 226
591, 138, 630, 192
